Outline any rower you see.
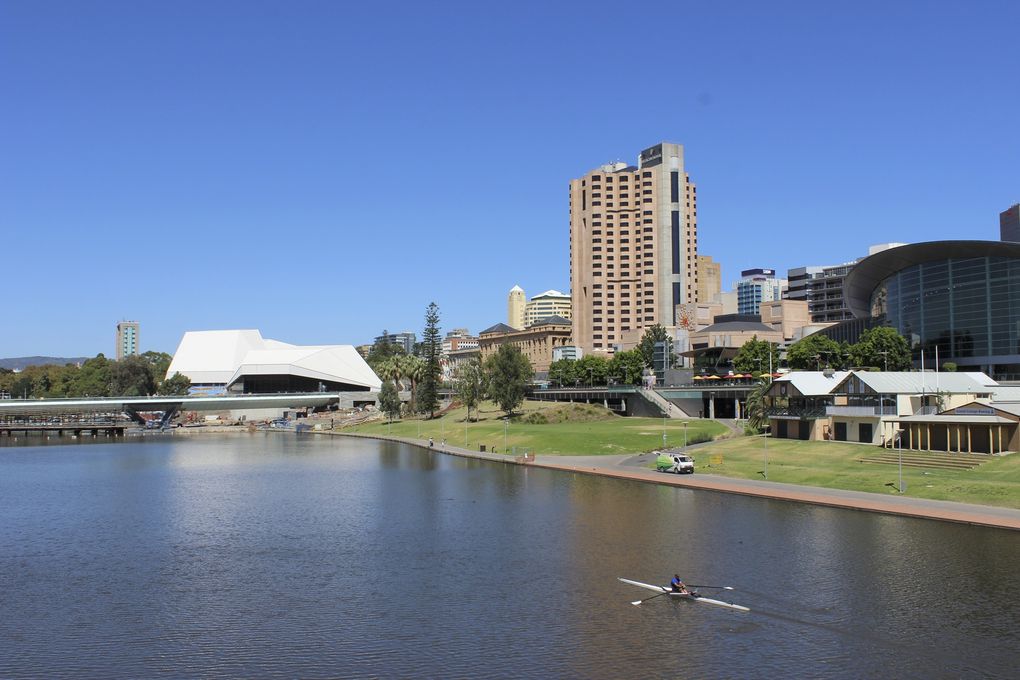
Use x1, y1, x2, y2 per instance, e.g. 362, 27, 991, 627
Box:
670, 575, 689, 594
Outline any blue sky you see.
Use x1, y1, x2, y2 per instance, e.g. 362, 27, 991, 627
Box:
2, 1, 1018, 357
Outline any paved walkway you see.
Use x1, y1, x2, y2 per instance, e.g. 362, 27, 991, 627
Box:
332, 432, 1020, 531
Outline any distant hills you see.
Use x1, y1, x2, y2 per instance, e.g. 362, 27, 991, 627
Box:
0, 356, 92, 371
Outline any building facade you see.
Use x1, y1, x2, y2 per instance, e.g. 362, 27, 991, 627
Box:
116, 321, 140, 360
523, 289, 572, 328
786, 262, 857, 323
373, 331, 416, 355
507, 285, 526, 330
843, 240, 1020, 380
569, 142, 698, 355
736, 269, 784, 316
1001, 204, 1020, 242
478, 316, 573, 373
696, 255, 721, 304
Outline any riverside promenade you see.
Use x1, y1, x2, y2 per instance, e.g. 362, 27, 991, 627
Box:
335, 432, 1020, 531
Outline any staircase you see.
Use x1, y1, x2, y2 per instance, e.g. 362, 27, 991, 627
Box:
858, 450, 990, 470
640, 388, 690, 418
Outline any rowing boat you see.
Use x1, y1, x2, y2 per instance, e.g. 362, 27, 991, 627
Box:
618, 578, 750, 612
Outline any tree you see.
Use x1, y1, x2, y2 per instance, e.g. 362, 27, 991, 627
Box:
638, 324, 671, 369
453, 359, 486, 422
141, 351, 173, 385
68, 354, 112, 397
851, 326, 912, 371
744, 380, 771, 433
417, 302, 443, 417
942, 362, 958, 372
109, 355, 157, 396
547, 358, 578, 387
378, 380, 402, 421
484, 344, 533, 416
786, 333, 842, 370
608, 349, 645, 385
158, 372, 191, 396
732, 336, 780, 374
575, 354, 610, 386
401, 355, 426, 414
367, 329, 404, 372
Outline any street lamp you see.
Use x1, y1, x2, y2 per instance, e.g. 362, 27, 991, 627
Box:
683, 421, 688, 448
503, 417, 508, 454
878, 351, 889, 372
896, 428, 905, 493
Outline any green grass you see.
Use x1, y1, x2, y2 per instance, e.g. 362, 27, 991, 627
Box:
345, 399, 728, 456
691, 437, 1020, 509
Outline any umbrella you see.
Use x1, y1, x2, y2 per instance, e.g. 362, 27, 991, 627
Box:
692, 375, 704, 381
706, 375, 721, 380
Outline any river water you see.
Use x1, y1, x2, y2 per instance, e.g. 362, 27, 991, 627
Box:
1, 433, 1017, 678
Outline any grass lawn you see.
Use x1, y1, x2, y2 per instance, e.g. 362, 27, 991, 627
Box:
691, 437, 1020, 509
344, 399, 728, 456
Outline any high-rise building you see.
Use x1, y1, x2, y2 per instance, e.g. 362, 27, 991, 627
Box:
373, 331, 416, 355
1001, 204, 1020, 242
507, 285, 526, 330
786, 262, 857, 323
116, 321, 140, 360
569, 142, 698, 355
696, 255, 721, 303
735, 269, 784, 316
524, 289, 572, 327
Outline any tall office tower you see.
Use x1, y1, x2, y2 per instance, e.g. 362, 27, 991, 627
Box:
735, 269, 784, 315
1001, 204, 1020, 242
523, 289, 572, 327
569, 142, 698, 355
508, 285, 526, 329
696, 255, 721, 303
116, 321, 140, 360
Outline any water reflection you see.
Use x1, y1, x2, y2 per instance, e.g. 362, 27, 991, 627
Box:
0, 434, 1017, 678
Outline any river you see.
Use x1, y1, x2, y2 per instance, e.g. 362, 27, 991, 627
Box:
1, 433, 1017, 678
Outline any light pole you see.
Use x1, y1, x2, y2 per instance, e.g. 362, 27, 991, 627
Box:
879, 351, 889, 372
896, 428, 905, 493
683, 421, 688, 448
662, 414, 668, 450
503, 417, 508, 454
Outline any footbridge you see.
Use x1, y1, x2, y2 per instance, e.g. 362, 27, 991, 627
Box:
0, 392, 364, 435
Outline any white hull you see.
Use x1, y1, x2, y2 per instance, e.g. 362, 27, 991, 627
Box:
618, 578, 750, 612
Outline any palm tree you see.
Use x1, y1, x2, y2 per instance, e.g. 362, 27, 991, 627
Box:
378, 358, 402, 394
401, 355, 426, 415
744, 379, 771, 433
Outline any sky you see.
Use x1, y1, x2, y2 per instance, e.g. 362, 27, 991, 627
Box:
1, 0, 1018, 357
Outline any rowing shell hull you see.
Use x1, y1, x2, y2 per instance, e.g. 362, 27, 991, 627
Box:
618, 578, 750, 612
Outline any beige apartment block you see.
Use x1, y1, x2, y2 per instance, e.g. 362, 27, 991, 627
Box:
523, 289, 572, 327
759, 299, 810, 342
570, 142, 698, 355
478, 317, 572, 373
508, 285, 526, 330
696, 255, 721, 304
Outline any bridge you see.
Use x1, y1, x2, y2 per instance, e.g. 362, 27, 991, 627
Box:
0, 392, 365, 436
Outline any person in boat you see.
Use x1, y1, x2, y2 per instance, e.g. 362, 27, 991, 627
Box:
670, 575, 690, 594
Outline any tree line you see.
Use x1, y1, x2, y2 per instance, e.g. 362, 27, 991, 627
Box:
0, 352, 191, 399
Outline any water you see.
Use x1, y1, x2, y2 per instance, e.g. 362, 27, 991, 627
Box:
1, 433, 1018, 678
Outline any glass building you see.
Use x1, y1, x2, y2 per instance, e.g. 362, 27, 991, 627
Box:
843, 241, 1020, 380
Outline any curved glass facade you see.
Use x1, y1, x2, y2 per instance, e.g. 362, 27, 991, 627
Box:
870, 256, 1020, 372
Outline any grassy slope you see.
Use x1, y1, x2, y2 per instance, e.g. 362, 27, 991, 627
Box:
345, 400, 728, 456
691, 437, 1020, 509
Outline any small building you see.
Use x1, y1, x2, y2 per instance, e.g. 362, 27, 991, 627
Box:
892, 401, 1019, 454
766, 371, 850, 440
478, 316, 572, 373
825, 371, 995, 445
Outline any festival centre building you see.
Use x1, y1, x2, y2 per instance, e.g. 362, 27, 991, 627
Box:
842, 240, 1020, 380
166, 330, 382, 396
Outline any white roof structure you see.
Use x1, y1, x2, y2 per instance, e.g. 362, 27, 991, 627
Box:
166, 330, 381, 390
774, 371, 851, 396
851, 371, 996, 395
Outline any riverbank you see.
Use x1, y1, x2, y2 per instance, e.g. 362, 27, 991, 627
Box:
331, 431, 1020, 531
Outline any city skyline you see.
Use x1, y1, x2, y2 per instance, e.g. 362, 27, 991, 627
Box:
2, 2, 1018, 356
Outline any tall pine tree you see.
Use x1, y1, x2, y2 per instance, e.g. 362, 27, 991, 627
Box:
417, 302, 442, 418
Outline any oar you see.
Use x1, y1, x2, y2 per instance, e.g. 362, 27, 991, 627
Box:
687, 584, 735, 590
631, 590, 670, 606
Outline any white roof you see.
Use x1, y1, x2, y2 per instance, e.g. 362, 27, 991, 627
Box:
166, 330, 381, 389
852, 371, 996, 395
531, 289, 569, 299
774, 371, 851, 396
510, 285, 524, 293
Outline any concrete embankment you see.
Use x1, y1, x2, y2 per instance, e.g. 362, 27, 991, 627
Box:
332, 431, 1020, 531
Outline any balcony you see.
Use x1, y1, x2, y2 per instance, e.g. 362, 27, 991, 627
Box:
767, 405, 828, 419
826, 405, 898, 417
